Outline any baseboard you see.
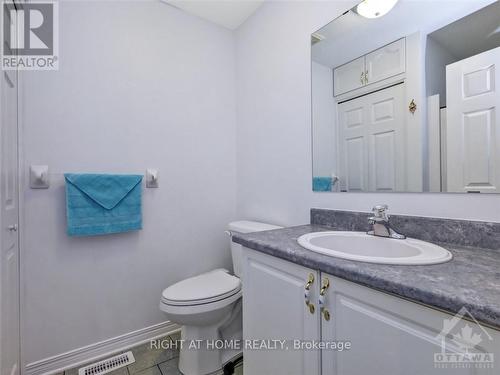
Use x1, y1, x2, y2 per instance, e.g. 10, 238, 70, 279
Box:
25, 321, 181, 375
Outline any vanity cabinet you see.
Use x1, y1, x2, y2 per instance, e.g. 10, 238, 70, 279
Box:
242, 248, 500, 375
242, 249, 320, 375
333, 38, 406, 96
321, 273, 499, 375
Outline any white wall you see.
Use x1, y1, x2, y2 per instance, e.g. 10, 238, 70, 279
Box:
21, 1, 236, 364
426, 37, 457, 107
311, 61, 336, 178
235, 0, 500, 225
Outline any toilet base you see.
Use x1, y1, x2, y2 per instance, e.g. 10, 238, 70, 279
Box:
178, 301, 242, 375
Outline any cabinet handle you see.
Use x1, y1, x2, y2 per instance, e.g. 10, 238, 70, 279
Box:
319, 278, 330, 321
308, 303, 316, 314
360, 72, 365, 84
319, 277, 329, 307
304, 273, 315, 313
319, 277, 330, 296
305, 273, 314, 291
365, 70, 369, 84
322, 308, 331, 321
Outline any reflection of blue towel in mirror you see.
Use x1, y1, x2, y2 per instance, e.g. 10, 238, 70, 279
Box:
64, 174, 143, 236
313, 177, 333, 192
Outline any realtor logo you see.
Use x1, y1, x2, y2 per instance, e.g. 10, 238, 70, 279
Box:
434, 307, 494, 370
2, 1, 59, 70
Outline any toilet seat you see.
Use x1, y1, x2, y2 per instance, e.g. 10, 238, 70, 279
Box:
160, 289, 242, 316
161, 269, 241, 307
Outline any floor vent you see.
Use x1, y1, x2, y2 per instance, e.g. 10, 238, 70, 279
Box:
78, 351, 135, 375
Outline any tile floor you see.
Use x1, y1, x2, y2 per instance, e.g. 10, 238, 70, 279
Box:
61, 331, 243, 375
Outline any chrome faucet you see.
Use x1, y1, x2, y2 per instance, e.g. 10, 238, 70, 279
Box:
367, 205, 406, 239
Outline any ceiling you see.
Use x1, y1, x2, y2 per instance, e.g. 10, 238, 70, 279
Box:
311, 0, 496, 68
162, 0, 264, 30
429, 1, 500, 61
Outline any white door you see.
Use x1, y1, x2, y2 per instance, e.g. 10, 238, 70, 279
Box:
446, 46, 500, 193
337, 98, 368, 191
338, 83, 406, 191
321, 274, 499, 375
365, 38, 405, 85
1, 2, 20, 374
334, 57, 365, 96
242, 249, 320, 375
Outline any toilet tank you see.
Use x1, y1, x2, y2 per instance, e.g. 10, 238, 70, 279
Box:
228, 221, 282, 277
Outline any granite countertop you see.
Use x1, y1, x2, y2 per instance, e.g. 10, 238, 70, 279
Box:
232, 224, 500, 330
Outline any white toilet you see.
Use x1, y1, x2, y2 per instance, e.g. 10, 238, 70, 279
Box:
160, 221, 282, 375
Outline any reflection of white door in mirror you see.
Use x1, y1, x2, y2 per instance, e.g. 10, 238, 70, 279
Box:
338, 83, 406, 192
446, 46, 500, 193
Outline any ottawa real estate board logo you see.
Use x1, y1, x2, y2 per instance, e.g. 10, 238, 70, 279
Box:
434, 307, 494, 370
2, 1, 59, 70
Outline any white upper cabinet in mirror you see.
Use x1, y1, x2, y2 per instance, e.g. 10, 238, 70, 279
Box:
311, 0, 500, 193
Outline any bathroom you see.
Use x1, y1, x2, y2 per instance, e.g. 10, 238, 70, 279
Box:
0, 0, 499, 374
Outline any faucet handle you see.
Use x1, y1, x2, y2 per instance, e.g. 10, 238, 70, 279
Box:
372, 205, 389, 219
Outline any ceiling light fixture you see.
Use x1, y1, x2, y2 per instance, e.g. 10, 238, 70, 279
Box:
355, 0, 399, 19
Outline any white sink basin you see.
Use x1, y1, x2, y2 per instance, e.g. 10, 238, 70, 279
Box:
297, 231, 452, 265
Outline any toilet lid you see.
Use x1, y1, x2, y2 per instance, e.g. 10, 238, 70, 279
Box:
161, 269, 241, 305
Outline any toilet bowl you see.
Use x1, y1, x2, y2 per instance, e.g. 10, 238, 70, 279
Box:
159, 221, 282, 375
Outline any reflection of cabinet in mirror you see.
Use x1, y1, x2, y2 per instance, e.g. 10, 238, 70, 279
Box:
366, 38, 406, 85
333, 57, 365, 96
333, 39, 406, 97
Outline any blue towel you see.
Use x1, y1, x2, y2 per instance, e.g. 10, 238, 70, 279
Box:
313, 177, 333, 192
64, 174, 143, 236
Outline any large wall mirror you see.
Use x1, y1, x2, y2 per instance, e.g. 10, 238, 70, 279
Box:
311, 0, 500, 193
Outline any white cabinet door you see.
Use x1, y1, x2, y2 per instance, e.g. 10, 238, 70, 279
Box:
446, 46, 500, 192
365, 38, 405, 85
321, 274, 499, 375
242, 249, 320, 375
338, 83, 406, 191
334, 57, 365, 96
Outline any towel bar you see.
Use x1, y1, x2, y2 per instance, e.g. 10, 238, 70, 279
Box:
29, 166, 159, 189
